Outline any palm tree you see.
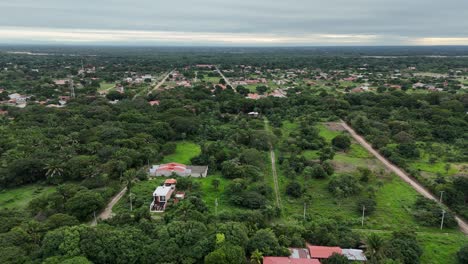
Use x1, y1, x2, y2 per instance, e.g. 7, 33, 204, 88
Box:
366, 233, 385, 263
44, 161, 64, 182
121, 169, 137, 211
250, 249, 263, 264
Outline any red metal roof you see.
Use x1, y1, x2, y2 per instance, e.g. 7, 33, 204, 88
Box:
307, 245, 342, 259
157, 163, 187, 173
263, 257, 320, 264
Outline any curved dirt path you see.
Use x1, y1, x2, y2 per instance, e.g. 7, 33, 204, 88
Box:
340, 121, 468, 235
91, 187, 127, 226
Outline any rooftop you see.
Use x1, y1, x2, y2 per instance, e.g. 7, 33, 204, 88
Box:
307, 245, 342, 259
263, 257, 320, 264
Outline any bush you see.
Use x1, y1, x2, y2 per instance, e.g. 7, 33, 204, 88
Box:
161, 142, 177, 155
328, 175, 361, 198
332, 134, 351, 151
356, 198, 376, 215
286, 181, 303, 198
457, 244, 468, 264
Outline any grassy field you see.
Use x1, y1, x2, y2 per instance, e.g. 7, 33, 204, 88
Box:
98, 82, 115, 91
161, 141, 201, 164
276, 120, 464, 234
0, 185, 56, 209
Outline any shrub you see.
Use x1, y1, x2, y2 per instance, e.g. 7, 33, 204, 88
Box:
286, 181, 303, 198
332, 134, 351, 151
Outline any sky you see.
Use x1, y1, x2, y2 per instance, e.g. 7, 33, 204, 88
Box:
0, 0, 467, 46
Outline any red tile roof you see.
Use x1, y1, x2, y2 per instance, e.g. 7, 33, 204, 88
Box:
263, 257, 320, 264
164, 179, 177, 185
307, 245, 342, 259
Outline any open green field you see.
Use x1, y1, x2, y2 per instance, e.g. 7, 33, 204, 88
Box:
98, 82, 115, 91
0, 185, 56, 209
202, 76, 222, 84
161, 141, 201, 164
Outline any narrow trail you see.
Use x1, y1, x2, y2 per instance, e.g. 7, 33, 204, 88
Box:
340, 120, 468, 235
91, 187, 127, 226
270, 148, 281, 208
264, 119, 281, 208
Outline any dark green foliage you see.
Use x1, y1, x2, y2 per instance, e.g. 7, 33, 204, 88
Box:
65, 191, 104, 220
332, 134, 351, 151
385, 230, 422, 264
328, 174, 361, 198
457, 244, 468, 264
322, 253, 349, 264
286, 181, 303, 198
247, 229, 287, 256
356, 198, 377, 215
205, 244, 246, 264
304, 218, 360, 248
412, 197, 457, 228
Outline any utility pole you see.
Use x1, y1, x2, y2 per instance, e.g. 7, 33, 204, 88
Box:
215, 198, 218, 216
440, 210, 446, 230
130, 193, 133, 211
361, 205, 366, 227
93, 211, 97, 224
303, 202, 307, 221
439, 191, 445, 203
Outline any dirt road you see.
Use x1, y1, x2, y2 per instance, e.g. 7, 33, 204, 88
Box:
215, 66, 235, 91
270, 148, 281, 208
145, 69, 175, 96
91, 186, 127, 226
340, 121, 468, 234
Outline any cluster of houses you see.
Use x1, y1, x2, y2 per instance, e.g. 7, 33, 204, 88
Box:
246, 89, 288, 100
123, 73, 153, 84
263, 244, 366, 264
412, 82, 444, 91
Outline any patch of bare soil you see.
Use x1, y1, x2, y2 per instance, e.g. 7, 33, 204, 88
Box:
324, 122, 345, 131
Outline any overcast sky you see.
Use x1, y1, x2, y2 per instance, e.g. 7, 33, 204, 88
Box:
0, 0, 467, 46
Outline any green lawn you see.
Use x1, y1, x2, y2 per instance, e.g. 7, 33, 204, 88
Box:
316, 124, 341, 142
418, 232, 468, 264
161, 141, 201, 165
98, 82, 115, 91
0, 185, 56, 209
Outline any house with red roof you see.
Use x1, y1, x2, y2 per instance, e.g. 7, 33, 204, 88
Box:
149, 100, 160, 106
149, 163, 208, 177
263, 257, 320, 264
307, 245, 342, 260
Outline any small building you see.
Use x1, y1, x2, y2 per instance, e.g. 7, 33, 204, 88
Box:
308, 245, 342, 260
150, 179, 177, 212
149, 163, 208, 178
342, 249, 367, 262
248, 111, 259, 117
263, 257, 320, 264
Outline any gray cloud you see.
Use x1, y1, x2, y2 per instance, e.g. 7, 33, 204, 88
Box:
0, 0, 467, 45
